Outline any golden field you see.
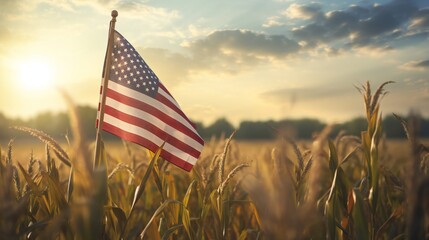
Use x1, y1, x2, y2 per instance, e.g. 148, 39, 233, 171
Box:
0, 82, 428, 239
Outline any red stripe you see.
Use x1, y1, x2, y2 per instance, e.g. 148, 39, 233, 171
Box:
105, 88, 204, 145
156, 91, 194, 128
158, 84, 197, 129
104, 105, 201, 158
103, 122, 193, 171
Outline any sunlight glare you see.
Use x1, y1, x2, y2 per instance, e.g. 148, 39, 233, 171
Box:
17, 59, 55, 90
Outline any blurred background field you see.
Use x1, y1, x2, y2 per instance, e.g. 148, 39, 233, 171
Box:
3, 139, 428, 166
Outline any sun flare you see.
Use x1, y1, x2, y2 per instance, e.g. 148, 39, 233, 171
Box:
16, 58, 55, 90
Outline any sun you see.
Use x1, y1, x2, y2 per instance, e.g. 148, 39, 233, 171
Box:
16, 58, 55, 90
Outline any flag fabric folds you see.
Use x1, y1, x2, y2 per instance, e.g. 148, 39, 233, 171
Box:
98, 30, 204, 171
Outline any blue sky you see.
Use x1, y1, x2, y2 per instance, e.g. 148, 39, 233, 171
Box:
0, 0, 428, 125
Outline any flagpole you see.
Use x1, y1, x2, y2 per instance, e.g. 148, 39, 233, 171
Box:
94, 10, 118, 169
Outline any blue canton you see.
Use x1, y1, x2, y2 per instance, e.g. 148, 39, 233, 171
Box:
109, 31, 160, 97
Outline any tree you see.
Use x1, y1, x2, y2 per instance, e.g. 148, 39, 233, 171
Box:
205, 118, 235, 138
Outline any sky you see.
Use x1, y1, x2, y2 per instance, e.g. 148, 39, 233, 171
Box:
0, 0, 428, 126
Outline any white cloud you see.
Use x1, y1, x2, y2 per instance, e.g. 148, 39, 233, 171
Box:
283, 3, 322, 20
400, 59, 429, 71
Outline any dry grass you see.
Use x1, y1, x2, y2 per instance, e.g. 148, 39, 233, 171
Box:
0, 81, 428, 239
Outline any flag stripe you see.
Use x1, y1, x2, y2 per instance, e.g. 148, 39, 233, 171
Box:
106, 81, 203, 144
103, 122, 194, 171
98, 30, 204, 172
108, 81, 197, 135
102, 115, 198, 165
156, 86, 195, 128
104, 104, 202, 157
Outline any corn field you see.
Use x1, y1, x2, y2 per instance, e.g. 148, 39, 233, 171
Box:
1, 81, 428, 239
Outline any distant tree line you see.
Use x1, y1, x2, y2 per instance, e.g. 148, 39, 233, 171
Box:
0, 106, 428, 142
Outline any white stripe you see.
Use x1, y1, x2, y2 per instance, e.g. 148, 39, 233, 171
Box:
158, 87, 181, 110
107, 81, 200, 136
105, 96, 203, 151
104, 114, 198, 165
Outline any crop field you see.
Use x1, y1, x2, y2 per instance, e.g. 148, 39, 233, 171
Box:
1, 82, 429, 239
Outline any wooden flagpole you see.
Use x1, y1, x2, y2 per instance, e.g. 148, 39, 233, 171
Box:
94, 10, 118, 169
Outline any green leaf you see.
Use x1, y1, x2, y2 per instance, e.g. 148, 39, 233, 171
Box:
151, 161, 164, 200
352, 188, 369, 240
131, 144, 163, 211
17, 163, 41, 196
328, 140, 339, 175
182, 208, 193, 239
183, 180, 196, 207
108, 206, 127, 232
140, 199, 183, 239
238, 230, 248, 240
162, 224, 184, 240
66, 167, 73, 203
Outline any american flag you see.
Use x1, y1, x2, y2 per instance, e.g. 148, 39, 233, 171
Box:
97, 30, 204, 171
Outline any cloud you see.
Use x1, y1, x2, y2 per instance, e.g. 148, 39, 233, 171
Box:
283, 3, 322, 20
135, 29, 302, 81
400, 59, 429, 71
135, 47, 193, 86
409, 8, 429, 30
186, 30, 300, 73
274, 0, 428, 52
